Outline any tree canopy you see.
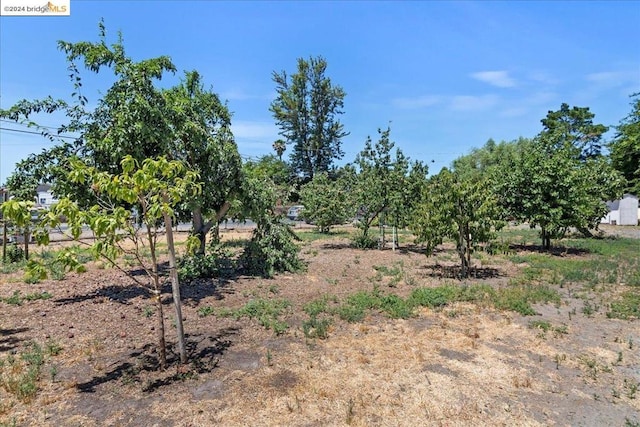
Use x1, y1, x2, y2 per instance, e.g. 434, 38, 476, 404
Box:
609, 93, 640, 195
270, 56, 348, 180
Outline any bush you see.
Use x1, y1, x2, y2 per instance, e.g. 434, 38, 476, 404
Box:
178, 253, 219, 282
351, 230, 377, 249
241, 219, 302, 278
5, 244, 25, 263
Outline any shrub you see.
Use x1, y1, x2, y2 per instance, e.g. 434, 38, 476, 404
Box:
351, 230, 377, 249
5, 244, 25, 263
241, 219, 302, 278
178, 253, 219, 282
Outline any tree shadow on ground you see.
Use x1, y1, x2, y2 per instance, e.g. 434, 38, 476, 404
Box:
421, 263, 501, 280
76, 327, 237, 394
0, 327, 30, 352
55, 267, 240, 306
509, 244, 590, 257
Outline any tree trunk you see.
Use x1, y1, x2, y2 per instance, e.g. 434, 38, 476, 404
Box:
24, 224, 29, 261
147, 225, 167, 369
2, 219, 7, 263
458, 224, 468, 278
163, 200, 187, 365
192, 207, 206, 255
153, 284, 167, 370
541, 227, 551, 251
192, 202, 232, 255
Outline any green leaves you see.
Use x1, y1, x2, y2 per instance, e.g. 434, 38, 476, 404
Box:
270, 56, 348, 179
610, 93, 640, 195
300, 172, 352, 233
412, 170, 504, 277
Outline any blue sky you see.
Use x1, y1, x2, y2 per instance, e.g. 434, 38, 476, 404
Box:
1, 1, 639, 184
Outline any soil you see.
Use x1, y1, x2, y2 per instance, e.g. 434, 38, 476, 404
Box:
1, 225, 639, 426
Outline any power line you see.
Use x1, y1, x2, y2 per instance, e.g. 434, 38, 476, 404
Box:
0, 126, 80, 140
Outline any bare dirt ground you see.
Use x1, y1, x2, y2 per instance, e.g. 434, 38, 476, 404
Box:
1, 226, 639, 426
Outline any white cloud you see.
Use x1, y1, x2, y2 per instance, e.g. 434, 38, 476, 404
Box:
470, 71, 516, 88
450, 95, 499, 111
391, 95, 442, 109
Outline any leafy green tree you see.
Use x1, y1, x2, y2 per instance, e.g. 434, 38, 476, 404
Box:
452, 137, 531, 181
243, 155, 292, 188
0, 200, 35, 261
609, 93, 640, 195
239, 175, 302, 278
412, 169, 504, 278
270, 56, 348, 180
540, 103, 608, 159
300, 172, 352, 233
35, 156, 199, 368
163, 70, 242, 254
351, 127, 423, 247
1, 21, 176, 206
497, 133, 623, 249
2, 24, 243, 256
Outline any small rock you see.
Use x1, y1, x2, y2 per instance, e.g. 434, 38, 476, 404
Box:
120, 332, 127, 338
68, 332, 74, 338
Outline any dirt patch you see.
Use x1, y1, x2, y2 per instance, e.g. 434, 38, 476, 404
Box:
1, 228, 639, 426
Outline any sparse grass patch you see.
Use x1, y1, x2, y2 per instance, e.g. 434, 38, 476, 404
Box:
1, 290, 52, 306
607, 292, 640, 320
295, 229, 350, 243
223, 298, 291, 335
0, 340, 61, 403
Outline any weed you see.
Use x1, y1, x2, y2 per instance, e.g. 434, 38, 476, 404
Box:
529, 320, 551, 337
197, 305, 215, 317
2, 290, 52, 306
346, 397, 355, 425
49, 365, 58, 382
45, 340, 62, 356
582, 301, 595, 316
266, 349, 273, 366
268, 285, 279, 294
143, 305, 155, 318
303, 296, 332, 317
607, 292, 640, 320
554, 353, 566, 370
302, 316, 332, 339
624, 379, 638, 399
232, 298, 291, 335
0, 341, 48, 402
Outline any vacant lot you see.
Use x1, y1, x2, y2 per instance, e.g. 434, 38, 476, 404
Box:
1, 225, 639, 426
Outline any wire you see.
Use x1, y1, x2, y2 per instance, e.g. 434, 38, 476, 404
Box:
0, 126, 80, 140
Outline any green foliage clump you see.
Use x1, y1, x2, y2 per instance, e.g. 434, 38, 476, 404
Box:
0, 341, 61, 403
226, 298, 291, 335
607, 292, 640, 320
178, 253, 220, 282
1, 290, 52, 306
241, 219, 302, 278
5, 244, 25, 263
351, 230, 377, 249
299, 172, 352, 233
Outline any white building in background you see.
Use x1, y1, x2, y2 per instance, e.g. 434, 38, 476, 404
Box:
35, 184, 58, 208
601, 194, 639, 226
